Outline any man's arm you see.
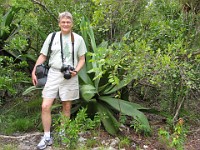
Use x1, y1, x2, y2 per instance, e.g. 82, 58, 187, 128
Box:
71, 55, 85, 76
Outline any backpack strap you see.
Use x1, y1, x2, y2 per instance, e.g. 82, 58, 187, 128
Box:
46, 32, 56, 67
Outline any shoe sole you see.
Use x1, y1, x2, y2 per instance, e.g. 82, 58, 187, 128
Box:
37, 141, 53, 150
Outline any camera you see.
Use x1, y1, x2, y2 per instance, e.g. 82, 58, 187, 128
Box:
61, 65, 75, 79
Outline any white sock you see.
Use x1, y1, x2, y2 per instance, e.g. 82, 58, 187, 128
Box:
44, 132, 51, 139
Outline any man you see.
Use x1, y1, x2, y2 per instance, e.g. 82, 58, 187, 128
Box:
32, 11, 87, 150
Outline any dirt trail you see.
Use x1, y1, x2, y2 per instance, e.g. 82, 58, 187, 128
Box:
0, 127, 200, 150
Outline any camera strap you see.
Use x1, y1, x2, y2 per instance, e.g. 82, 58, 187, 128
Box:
60, 32, 75, 67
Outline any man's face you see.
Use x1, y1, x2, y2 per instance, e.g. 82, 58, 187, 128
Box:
59, 17, 73, 34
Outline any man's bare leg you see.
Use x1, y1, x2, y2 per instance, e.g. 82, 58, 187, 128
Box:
37, 98, 54, 149
59, 101, 72, 138
41, 98, 54, 133
62, 101, 71, 118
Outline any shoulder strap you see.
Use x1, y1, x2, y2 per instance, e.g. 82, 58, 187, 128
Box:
46, 32, 56, 66
71, 32, 75, 67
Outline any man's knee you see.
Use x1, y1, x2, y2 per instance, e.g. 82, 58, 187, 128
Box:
62, 101, 71, 108
41, 103, 51, 112
42, 99, 54, 112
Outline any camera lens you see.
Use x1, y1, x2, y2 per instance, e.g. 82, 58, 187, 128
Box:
64, 73, 71, 79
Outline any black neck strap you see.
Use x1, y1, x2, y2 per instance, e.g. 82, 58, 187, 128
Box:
60, 32, 75, 67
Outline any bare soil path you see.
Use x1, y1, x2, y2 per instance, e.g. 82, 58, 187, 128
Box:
0, 125, 200, 150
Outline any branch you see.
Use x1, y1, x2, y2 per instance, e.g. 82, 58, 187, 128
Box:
0, 132, 42, 140
30, 0, 57, 21
172, 98, 185, 125
180, 50, 200, 59
187, 128, 200, 134
192, 50, 200, 56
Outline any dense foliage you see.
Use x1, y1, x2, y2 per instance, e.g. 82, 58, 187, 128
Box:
0, 0, 199, 139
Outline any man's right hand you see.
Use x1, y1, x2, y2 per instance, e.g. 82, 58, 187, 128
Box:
32, 73, 38, 86
31, 54, 47, 86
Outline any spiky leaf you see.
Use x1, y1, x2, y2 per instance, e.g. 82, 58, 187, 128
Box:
80, 84, 97, 101
96, 102, 119, 135
78, 65, 93, 85
22, 86, 42, 95
99, 96, 151, 132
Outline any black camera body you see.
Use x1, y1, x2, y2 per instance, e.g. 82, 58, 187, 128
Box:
61, 65, 75, 79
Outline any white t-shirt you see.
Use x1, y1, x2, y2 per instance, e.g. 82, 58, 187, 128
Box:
40, 31, 87, 69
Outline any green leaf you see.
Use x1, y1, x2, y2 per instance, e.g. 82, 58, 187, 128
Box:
81, 17, 97, 52
78, 65, 93, 85
80, 84, 97, 101
98, 82, 110, 93
99, 96, 151, 132
80, 17, 93, 71
103, 79, 131, 95
96, 102, 119, 135
34, 28, 48, 41
80, 16, 100, 90
0, 7, 20, 38
24, 54, 37, 62
22, 86, 42, 95
80, 16, 90, 49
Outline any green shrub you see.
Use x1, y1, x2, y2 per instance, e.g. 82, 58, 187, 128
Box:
53, 107, 101, 149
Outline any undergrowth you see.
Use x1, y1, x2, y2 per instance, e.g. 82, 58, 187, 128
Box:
53, 107, 101, 149
0, 92, 196, 150
0, 93, 42, 135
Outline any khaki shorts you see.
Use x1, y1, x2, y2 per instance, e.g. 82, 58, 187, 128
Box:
42, 68, 79, 101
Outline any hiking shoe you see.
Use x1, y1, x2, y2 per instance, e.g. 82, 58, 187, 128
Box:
37, 136, 53, 150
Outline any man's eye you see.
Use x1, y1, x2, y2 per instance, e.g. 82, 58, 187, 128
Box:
61, 21, 71, 24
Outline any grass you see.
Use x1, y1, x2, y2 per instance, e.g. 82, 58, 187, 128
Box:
0, 93, 42, 135
85, 138, 99, 147
118, 136, 131, 149
0, 144, 18, 150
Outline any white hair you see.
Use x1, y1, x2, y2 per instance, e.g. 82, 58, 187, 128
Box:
58, 11, 73, 22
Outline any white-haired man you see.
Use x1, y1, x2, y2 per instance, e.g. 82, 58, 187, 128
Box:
32, 11, 87, 149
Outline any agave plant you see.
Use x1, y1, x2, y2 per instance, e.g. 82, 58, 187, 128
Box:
0, 6, 21, 57
78, 17, 151, 135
